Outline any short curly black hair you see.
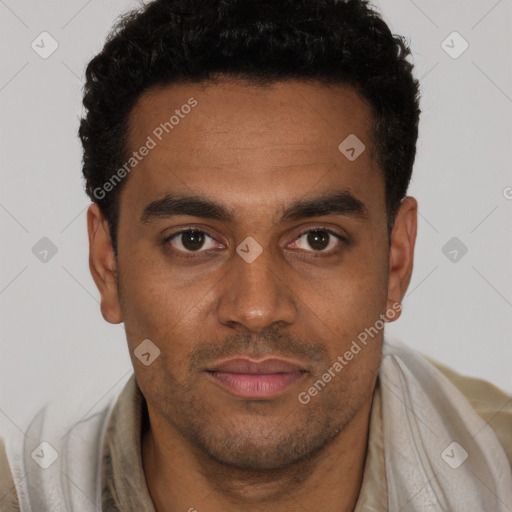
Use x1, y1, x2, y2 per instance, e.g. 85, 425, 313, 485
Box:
79, 0, 420, 260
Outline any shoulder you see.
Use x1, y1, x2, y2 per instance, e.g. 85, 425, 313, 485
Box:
0, 436, 20, 511
427, 357, 512, 469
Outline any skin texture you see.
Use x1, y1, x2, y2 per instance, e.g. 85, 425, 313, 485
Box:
87, 78, 417, 512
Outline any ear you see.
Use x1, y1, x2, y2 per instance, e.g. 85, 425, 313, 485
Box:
87, 203, 123, 324
386, 196, 418, 322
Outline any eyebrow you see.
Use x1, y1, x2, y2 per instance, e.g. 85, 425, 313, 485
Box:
140, 190, 368, 226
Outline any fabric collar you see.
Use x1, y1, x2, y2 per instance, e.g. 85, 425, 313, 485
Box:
100, 374, 388, 511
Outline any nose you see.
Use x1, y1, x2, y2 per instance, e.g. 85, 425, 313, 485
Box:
216, 242, 298, 333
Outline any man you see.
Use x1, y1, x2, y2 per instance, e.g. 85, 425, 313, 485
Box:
1, 0, 511, 510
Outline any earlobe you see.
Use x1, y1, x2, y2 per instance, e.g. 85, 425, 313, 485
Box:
385, 196, 418, 323
87, 203, 123, 324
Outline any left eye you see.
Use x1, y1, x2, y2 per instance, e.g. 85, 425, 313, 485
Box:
289, 229, 344, 253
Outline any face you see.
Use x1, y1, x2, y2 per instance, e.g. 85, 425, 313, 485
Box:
88, 77, 417, 471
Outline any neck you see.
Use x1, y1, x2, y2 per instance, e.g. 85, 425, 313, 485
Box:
141, 393, 374, 512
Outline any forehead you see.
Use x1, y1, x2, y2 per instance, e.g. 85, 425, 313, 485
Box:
121, 78, 384, 223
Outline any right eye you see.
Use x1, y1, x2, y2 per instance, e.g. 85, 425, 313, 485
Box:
164, 229, 221, 255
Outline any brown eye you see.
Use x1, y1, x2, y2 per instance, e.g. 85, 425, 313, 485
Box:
306, 230, 330, 251
290, 228, 345, 254
167, 229, 217, 253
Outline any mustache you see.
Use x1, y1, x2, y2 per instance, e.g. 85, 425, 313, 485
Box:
187, 327, 329, 373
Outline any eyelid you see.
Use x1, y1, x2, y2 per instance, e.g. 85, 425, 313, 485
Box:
292, 226, 347, 243
165, 228, 221, 253
288, 226, 347, 256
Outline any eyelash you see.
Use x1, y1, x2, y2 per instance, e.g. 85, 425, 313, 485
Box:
162, 226, 347, 260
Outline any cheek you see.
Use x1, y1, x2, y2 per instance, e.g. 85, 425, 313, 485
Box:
322, 256, 386, 317
119, 247, 185, 319
119, 266, 198, 370
313, 245, 387, 362
344, 233, 388, 307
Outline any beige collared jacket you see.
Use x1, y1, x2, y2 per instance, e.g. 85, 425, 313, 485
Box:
1, 358, 511, 511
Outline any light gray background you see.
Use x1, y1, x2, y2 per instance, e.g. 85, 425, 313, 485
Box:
1, 0, 511, 434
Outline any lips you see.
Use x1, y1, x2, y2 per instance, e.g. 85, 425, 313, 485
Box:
205, 357, 308, 399
207, 357, 307, 374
